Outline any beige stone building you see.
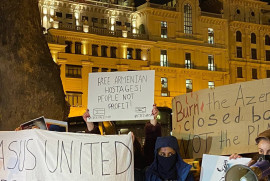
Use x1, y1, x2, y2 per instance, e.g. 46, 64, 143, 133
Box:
38, 0, 270, 124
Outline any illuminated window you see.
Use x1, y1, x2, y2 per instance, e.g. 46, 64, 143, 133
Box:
161, 77, 169, 97
161, 21, 167, 38
265, 35, 270, 45
135, 49, 142, 60
111, 47, 117, 58
237, 67, 243, 78
75, 42, 81, 54
66, 92, 82, 107
236, 31, 242, 42
252, 68, 257, 79
101, 46, 108, 57
160, 50, 168, 67
251, 33, 256, 44
92, 45, 98, 56
184, 4, 192, 34
208, 28, 214, 44
208, 55, 215, 71
127, 48, 133, 59
185, 53, 192, 69
186, 79, 192, 93
237, 47, 242, 58
251, 48, 257, 59
82, 16, 88, 21
65, 41, 72, 53
66, 65, 82, 78
208, 81, 215, 89
102, 68, 108, 72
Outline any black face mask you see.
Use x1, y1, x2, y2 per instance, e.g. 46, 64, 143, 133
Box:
258, 154, 270, 162
157, 154, 177, 180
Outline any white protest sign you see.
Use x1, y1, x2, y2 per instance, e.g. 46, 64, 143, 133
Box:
88, 70, 155, 122
172, 78, 270, 158
0, 130, 134, 181
200, 154, 251, 181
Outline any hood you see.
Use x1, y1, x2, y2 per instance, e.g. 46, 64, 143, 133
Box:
146, 136, 192, 181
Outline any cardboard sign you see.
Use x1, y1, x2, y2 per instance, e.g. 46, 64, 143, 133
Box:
200, 154, 251, 181
172, 78, 270, 158
88, 70, 155, 122
0, 130, 134, 181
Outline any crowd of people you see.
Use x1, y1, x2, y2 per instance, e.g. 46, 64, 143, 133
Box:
15, 105, 270, 181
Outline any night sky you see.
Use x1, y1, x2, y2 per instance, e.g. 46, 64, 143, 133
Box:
134, 0, 270, 7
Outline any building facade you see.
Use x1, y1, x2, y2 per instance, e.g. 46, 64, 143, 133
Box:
38, 0, 270, 120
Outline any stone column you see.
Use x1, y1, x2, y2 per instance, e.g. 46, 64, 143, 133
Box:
81, 60, 93, 110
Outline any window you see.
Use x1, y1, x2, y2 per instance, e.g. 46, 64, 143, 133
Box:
265, 35, 270, 45
135, 49, 142, 60
56, 12, 62, 18
160, 50, 168, 67
161, 78, 169, 97
266, 50, 270, 61
102, 68, 108, 72
237, 47, 242, 58
236, 9, 241, 14
66, 13, 72, 19
252, 68, 257, 79
75, 42, 81, 54
208, 81, 215, 89
236, 31, 242, 42
101, 46, 108, 57
208, 28, 214, 44
208, 55, 215, 71
184, 4, 192, 34
92, 67, 99, 72
267, 70, 270, 78
92, 17, 98, 27
127, 48, 133, 59
92, 44, 98, 56
125, 22, 131, 27
65, 41, 72, 53
251, 48, 257, 59
185, 53, 192, 69
186, 79, 192, 93
116, 21, 122, 26
251, 33, 256, 44
111, 47, 117, 58
101, 19, 107, 24
237, 67, 243, 78
161, 21, 167, 38
111, 69, 118, 72
82, 16, 88, 21
66, 65, 82, 78
66, 92, 82, 107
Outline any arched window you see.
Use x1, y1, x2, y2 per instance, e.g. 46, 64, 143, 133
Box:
184, 4, 192, 34
236, 31, 242, 42
251, 33, 256, 44
265, 35, 270, 45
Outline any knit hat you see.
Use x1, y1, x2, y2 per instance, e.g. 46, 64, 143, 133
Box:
255, 129, 270, 144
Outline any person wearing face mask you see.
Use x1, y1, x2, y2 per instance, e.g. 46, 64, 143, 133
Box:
145, 136, 194, 181
230, 129, 270, 181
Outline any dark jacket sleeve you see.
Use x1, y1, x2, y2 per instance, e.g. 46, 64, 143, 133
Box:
85, 124, 101, 134
185, 172, 195, 181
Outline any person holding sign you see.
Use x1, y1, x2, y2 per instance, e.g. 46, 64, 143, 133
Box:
230, 129, 270, 181
145, 136, 194, 181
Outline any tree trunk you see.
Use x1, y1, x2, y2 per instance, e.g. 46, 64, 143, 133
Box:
0, 0, 69, 130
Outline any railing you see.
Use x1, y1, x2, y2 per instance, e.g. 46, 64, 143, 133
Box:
201, 11, 222, 18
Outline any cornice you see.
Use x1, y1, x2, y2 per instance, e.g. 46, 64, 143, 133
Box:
200, 16, 227, 26
136, 8, 180, 19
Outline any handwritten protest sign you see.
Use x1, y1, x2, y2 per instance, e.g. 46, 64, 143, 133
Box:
200, 154, 251, 181
88, 70, 155, 122
0, 130, 134, 181
172, 78, 270, 158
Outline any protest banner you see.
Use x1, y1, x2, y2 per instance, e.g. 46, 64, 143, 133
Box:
199, 154, 251, 181
0, 130, 134, 181
172, 78, 270, 158
88, 70, 155, 122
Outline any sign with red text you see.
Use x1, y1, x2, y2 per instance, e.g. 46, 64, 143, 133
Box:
0, 130, 133, 181
172, 78, 270, 158
88, 70, 155, 122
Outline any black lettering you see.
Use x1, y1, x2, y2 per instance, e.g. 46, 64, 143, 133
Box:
233, 136, 240, 145
248, 125, 255, 145
263, 110, 270, 120
7, 141, 18, 169
208, 114, 217, 126
192, 135, 201, 153
101, 142, 110, 176
197, 118, 204, 127
45, 140, 59, 173
84, 142, 99, 175
223, 113, 230, 124
184, 121, 190, 131
18, 140, 26, 172
60, 141, 73, 173
234, 107, 241, 123
115, 141, 132, 175
246, 96, 256, 105
0, 141, 5, 170
221, 99, 230, 108
25, 139, 36, 170
252, 106, 261, 123
235, 85, 245, 106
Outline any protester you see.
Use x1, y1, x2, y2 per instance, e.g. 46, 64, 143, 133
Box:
145, 136, 194, 181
